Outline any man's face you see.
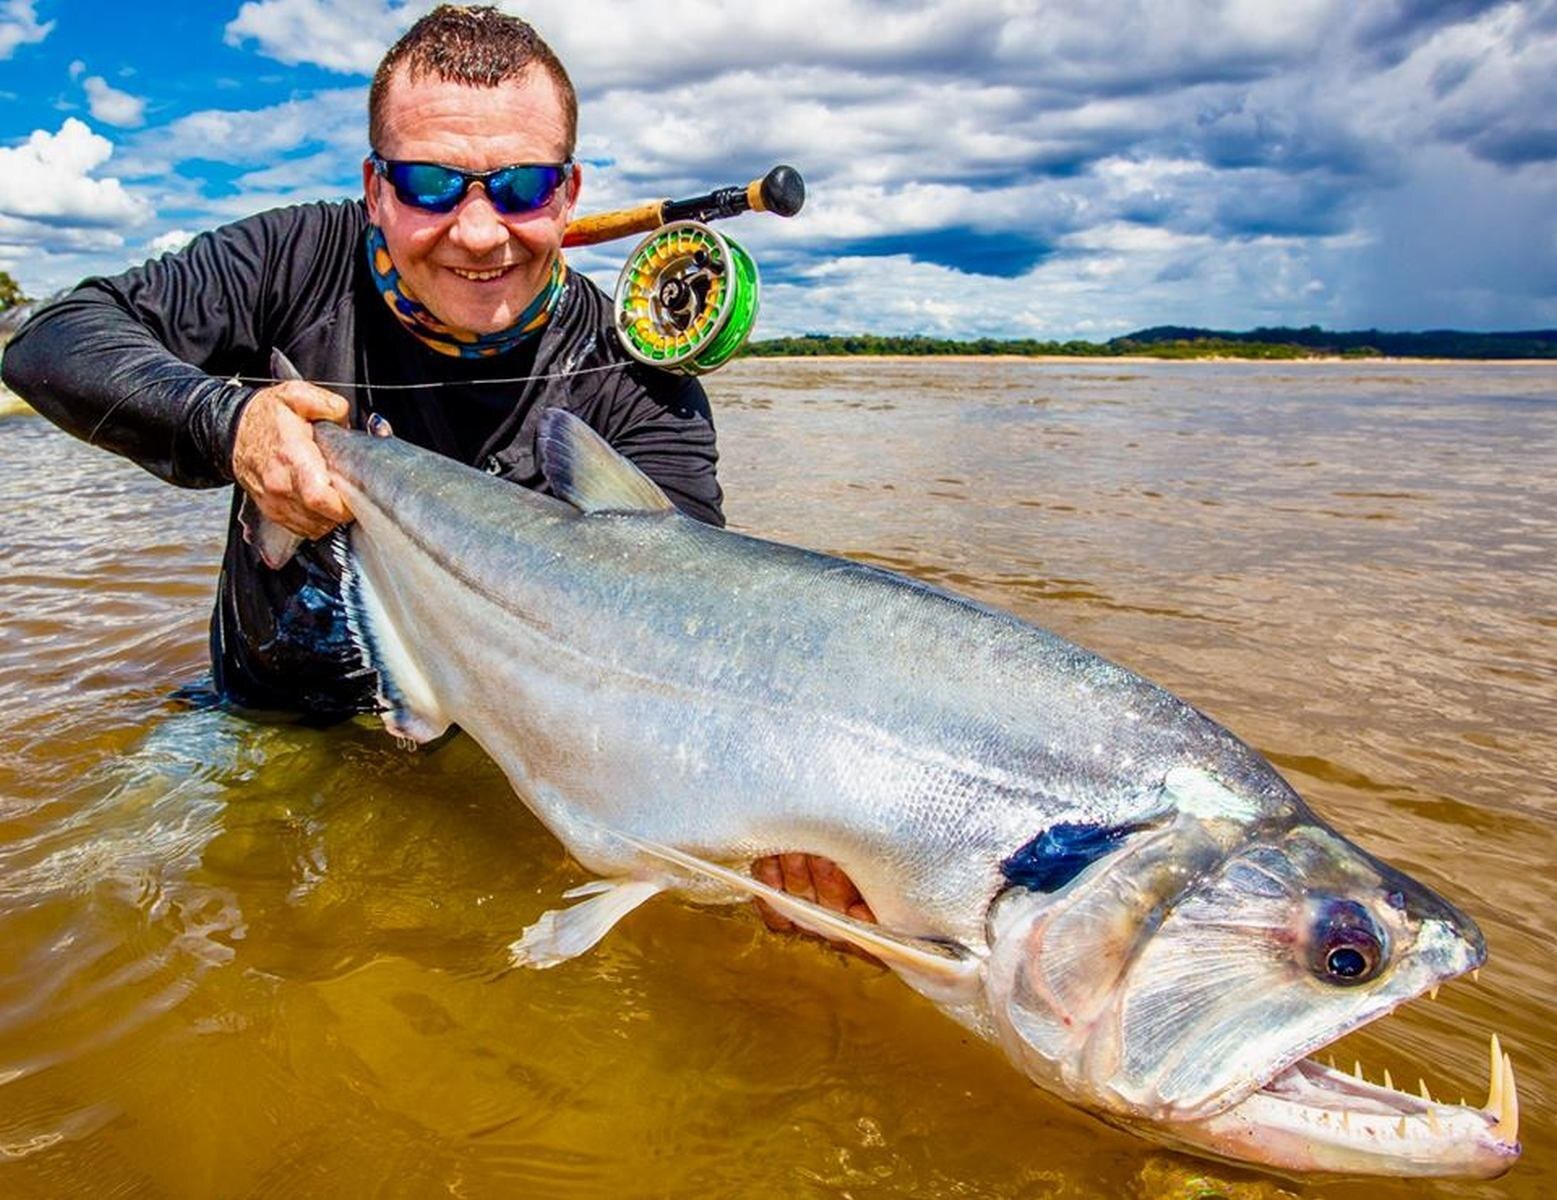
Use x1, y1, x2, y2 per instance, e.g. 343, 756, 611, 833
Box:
364, 67, 581, 336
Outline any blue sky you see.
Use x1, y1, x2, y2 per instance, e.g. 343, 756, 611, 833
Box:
2, 0, 1555, 338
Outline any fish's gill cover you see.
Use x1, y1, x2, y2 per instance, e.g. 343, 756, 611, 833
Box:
333, 524, 449, 745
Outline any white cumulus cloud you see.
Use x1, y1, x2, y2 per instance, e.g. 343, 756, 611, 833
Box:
146, 228, 195, 256
83, 75, 147, 128
0, 0, 51, 60
120, 88, 366, 179
8, 0, 1557, 329
0, 120, 153, 228
224, 0, 420, 73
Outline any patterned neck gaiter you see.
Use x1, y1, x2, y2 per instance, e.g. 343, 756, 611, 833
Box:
365, 224, 566, 358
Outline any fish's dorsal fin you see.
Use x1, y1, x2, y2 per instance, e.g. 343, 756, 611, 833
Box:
607, 828, 983, 999
536, 407, 675, 515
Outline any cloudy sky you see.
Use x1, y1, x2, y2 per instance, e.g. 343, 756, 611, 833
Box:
2, 0, 1555, 338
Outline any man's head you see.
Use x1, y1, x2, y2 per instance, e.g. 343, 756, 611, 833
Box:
364, 5, 582, 336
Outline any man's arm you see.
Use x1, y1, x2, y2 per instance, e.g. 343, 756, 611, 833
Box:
1, 202, 358, 502
1, 281, 257, 488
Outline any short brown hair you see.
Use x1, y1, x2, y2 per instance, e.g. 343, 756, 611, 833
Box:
368, 5, 577, 156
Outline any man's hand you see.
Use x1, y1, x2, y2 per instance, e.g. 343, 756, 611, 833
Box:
232, 380, 353, 539
753, 853, 876, 956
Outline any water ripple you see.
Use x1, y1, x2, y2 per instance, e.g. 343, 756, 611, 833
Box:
0, 363, 1553, 1198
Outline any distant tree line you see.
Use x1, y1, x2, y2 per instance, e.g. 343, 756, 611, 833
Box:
1120, 325, 1555, 359
0, 270, 27, 311
743, 333, 1119, 358
743, 326, 1556, 360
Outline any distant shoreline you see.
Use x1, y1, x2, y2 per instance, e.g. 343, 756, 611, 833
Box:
740, 327, 1556, 362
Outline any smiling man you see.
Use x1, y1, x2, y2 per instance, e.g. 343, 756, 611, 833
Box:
3, 6, 723, 714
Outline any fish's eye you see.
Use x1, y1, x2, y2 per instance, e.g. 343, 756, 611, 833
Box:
1326, 944, 1372, 978
1309, 899, 1386, 986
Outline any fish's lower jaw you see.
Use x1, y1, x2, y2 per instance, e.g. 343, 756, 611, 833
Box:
1159, 1052, 1520, 1179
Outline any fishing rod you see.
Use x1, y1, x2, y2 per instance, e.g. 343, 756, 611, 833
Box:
563, 164, 805, 247
561, 166, 805, 375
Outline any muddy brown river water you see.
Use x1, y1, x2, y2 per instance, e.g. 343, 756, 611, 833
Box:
0, 358, 1552, 1198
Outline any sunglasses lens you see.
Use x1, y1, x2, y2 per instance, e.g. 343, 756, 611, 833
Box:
377, 157, 568, 214
488, 164, 565, 214
388, 162, 466, 212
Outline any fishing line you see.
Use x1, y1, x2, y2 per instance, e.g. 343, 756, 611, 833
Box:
85, 358, 632, 447
228, 358, 631, 393
86, 371, 199, 447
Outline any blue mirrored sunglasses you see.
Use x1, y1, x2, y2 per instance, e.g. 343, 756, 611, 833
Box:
369, 152, 572, 215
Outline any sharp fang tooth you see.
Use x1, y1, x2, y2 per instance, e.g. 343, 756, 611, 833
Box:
1354, 1059, 1365, 1082
1419, 1078, 1432, 1103
1427, 1108, 1441, 1135
1428, 983, 1440, 1000
1340, 1110, 1351, 1132
1496, 1053, 1519, 1143
1485, 1034, 1503, 1112
1384, 1068, 1395, 1091
1472, 967, 1480, 983
1326, 1054, 1336, 1070
1396, 1116, 1409, 1138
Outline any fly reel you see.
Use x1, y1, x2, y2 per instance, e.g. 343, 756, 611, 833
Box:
613, 221, 759, 374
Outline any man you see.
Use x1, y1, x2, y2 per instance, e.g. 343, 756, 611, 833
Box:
2, 5, 865, 930
6, 5, 720, 715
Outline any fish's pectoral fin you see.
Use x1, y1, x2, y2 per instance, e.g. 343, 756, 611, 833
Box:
608, 829, 983, 1000
536, 407, 675, 516
509, 878, 666, 969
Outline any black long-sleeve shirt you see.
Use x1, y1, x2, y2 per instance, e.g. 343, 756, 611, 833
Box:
2, 199, 724, 715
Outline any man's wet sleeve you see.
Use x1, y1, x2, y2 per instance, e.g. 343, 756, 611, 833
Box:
3, 290, 256, 488
0, 207, 327, 488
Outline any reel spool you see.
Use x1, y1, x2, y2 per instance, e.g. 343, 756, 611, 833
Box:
614, 221, 759, 374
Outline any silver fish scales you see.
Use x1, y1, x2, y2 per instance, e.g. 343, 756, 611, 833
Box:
298, 409, 1518, 1179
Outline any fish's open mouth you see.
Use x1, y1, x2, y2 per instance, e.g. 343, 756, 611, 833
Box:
1173, 978, 1521, 1178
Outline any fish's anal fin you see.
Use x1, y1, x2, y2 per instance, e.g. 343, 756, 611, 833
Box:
335, 528, 451, 744
509, 878, 666, 969
608, 828, 984, 999
536, 407, 675, 515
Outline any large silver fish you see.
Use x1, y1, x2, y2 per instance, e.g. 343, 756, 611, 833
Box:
300, 406, 1518, 1179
